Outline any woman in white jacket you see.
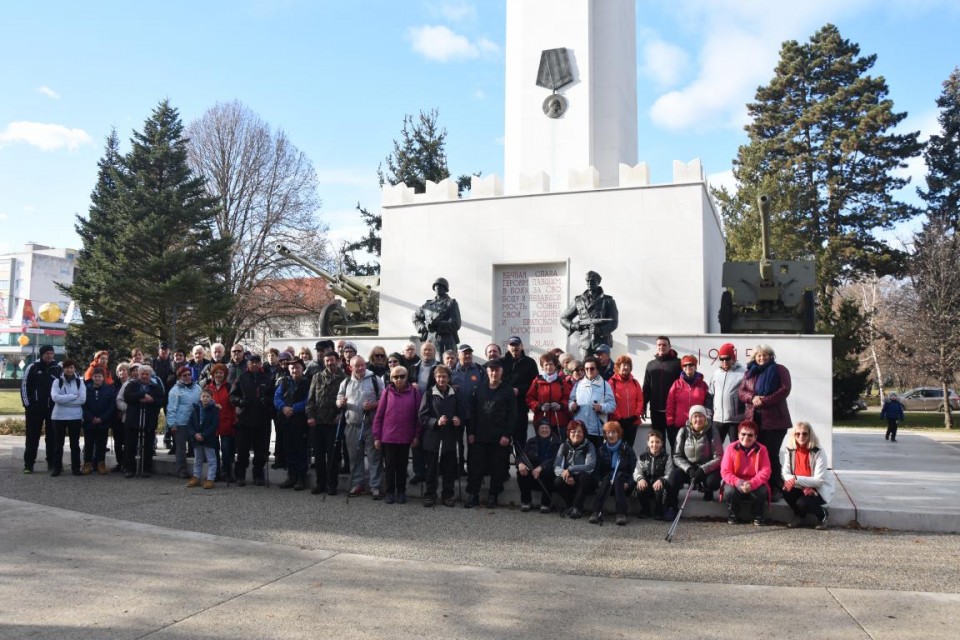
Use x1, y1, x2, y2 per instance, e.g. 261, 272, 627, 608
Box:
781, 421, 834, 530
50, 359, 87, 476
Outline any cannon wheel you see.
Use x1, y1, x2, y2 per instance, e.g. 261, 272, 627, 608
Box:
802, 290, 816, 334
320, 302, 350, 337
719, 290, 733, 333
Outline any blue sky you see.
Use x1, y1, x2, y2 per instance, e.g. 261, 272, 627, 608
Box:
1, 0, 958, 257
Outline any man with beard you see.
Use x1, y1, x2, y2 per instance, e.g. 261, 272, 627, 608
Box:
306, 351, 346, 495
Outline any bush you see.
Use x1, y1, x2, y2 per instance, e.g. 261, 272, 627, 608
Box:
0, 417, 26, 436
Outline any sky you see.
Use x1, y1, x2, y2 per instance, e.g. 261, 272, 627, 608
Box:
2, 0, 958, 258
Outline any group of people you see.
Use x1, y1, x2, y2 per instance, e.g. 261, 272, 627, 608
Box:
19, 335, 832, 529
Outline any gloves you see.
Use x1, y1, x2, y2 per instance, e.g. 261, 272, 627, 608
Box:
550, 402, 562, 411
695, 468, 706, 484
687, 466, 699, 480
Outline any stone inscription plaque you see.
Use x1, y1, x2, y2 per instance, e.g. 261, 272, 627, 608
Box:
493, 262, 568, 354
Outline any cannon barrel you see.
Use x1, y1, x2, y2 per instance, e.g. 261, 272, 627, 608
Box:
275, 243, 375, 300
757, 195, 773, 283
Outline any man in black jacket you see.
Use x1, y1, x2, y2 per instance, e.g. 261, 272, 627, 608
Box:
642, 336, 682, 444
20, 345, 62, 473
305, 351, 346, 495
501, 336, 538, 445
230, 355, 275, 486
465, 359, 516, 508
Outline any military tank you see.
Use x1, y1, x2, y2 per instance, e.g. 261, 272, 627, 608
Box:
275, 244, 379, 336
718, 195, 816, 334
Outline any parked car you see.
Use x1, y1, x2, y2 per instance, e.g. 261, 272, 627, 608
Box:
898, 388, 960, 412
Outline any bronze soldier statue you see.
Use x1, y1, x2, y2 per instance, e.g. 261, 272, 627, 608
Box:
560, 271, 619, 360
413, 277, 462, 355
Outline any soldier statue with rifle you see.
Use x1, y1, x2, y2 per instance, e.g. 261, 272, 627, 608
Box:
413, 277, 462, 355
560, 271, 619, 360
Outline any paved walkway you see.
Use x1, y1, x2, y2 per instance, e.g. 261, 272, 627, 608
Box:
2, 496, 958, 640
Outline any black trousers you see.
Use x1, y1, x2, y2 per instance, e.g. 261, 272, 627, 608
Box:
591, 473, 631, 516
668, 467, 722, 495
783, 487, 826, 521
310, 422, 339, 490
23, 404, 54, 469
111, 418, 125, 467
424, 446, 458, 499
83, 427, 110, 464
885, 419, 899, 441
718, 421, 740, 446
723, 482, 769, 518
517, 468, 555, 505
282, 418, 310, 476
757, 429, 787, 492
124, 425, 156, 473
648, 411, 668, 444
382, 442, 411, 496
618, 417, 639, 449
466, 441, 511, 496
236, 418, 270, 479
553, 472, 595, 511
635, 479, 680, 512
51, 419, 82, 471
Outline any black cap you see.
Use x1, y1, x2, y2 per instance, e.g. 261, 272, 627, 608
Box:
508, 336, 522, 346
38, 345, 55, 356
248, 354, 262, 363
159, 341, 170, 349
316, 340, 335, 352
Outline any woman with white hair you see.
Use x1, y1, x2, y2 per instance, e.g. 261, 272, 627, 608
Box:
781, 422, 833, 529
738, 344, 792, 501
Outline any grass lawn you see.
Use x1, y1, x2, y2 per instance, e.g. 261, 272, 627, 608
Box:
834, 409, 959, 430
0, 390, 23, 414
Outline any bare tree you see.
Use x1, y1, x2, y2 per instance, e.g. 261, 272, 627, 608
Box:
899, 217, 960, 427
187, 100, 331, 345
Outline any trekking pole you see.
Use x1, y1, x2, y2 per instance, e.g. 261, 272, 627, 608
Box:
324, 415, 345, 502
595, 455, 621, 526
512, 438, 552, 497
665, 482, 695, 543
137, 409, 145, 477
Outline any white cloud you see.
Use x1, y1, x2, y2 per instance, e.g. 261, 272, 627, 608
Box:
473, 89, 486, 100
23, 205, 36, 212
407, 25, 499, 62
0, 213, 8, 220
0, 121, 92, 152
894, 109, 941, 196
707, 170, 737, 194
640, 39, 690, 88
37, 86, 61, 100
438, 1, 476, 22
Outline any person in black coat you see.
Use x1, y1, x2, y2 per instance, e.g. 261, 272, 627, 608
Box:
82, 368, 116, 474
516, 419, 561, 513
502, 336, 538, 444
229, 355, 276, 486
465, 359, 516, 509
642, 336, 681, 443
418, 365, 463, 507
589, 421, 637, 526
122, 364, 166, 478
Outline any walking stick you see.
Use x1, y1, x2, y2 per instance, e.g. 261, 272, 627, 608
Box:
324, 414, 345, 502
595, 455, 621, 526
665, 482, 695, 543
512, 438, 552, 497
137, 408, 145, 477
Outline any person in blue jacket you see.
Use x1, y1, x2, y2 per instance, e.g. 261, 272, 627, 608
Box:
82, 367, 116, 475
880, 393, 906, 442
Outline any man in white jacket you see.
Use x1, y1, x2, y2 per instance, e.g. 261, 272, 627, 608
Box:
708, 343, 746, 444
50, 359, 87, 476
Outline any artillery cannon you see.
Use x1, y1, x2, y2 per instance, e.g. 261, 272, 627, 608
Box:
275, 244, 379, 336
718, 196, 816, 334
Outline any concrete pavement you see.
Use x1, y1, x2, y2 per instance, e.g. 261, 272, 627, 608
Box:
2, 496, 959, 640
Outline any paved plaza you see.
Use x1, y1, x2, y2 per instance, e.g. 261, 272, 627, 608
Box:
2, 429, 960, 639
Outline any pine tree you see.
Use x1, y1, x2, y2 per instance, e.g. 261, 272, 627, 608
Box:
66, 101, 234, 353
918, 67, 960, 228
714, 24, 923, 303
61, 129, 135, 360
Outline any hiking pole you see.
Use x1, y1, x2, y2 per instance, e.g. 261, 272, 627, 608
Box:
665, 482, 695, 543
324, 415, 345, 502
512, 438, 552, 497
594, 455, 621, 526
137, 409, 145, 477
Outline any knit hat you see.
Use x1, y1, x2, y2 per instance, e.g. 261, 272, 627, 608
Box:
689, 405, 707, 419
39, 345, 55, 356
718, 343, 736, 359
681, 355, 698, 366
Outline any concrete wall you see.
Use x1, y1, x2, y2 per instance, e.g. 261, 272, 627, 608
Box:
628, 334, 835, 466
379, 180, 724, 360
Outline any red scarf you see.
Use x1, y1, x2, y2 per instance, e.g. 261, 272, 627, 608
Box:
795, 446, 812, 477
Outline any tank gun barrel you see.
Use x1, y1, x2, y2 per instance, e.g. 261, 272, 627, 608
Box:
757, 195, 773, 283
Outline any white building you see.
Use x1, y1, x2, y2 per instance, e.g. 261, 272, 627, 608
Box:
0, 243, 76, 376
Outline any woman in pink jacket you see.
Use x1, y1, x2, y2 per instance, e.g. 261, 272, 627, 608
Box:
721, 420, 771, 526
373, 365, 423, 504
665, 355, 709, 453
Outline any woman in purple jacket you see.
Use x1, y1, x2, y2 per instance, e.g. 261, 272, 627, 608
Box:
373, 365, 423, 504
738, 344, 792, 501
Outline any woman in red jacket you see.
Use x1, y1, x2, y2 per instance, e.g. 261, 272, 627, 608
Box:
720, 420, 771, 525
526, 352, 571, 439
206, 364, 237, 483
609, 355, 644, 448
665, 355, 709, 453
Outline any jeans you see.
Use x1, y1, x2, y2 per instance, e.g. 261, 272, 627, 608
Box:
194, 445, 218, 481
722, 482, 769, 518
345, 421, 382, 491
591, 473, 631, 516
220, 434, 235, 477
169, 425, 188, 475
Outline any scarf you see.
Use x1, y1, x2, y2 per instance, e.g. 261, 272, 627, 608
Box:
605, 440, 622, 472
543, 372, 558, 383
747, 359, 780, 397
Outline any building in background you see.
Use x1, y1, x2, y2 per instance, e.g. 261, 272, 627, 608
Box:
0, 243, 76, 377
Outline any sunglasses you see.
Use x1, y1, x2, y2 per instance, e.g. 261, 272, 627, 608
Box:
795, 431, 809, 437
391, 375, 407, 380
583, 366, 597, 371
739, 432, 757, 439
682, 363, 697, 368
718, 357, 731, 362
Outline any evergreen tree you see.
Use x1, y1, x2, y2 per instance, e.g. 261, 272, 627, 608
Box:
714, 24, 923, 303
918, 67, 960, 229
66, 101, 234, 352
345, 109, 474, 275
60, 129, 135, 361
